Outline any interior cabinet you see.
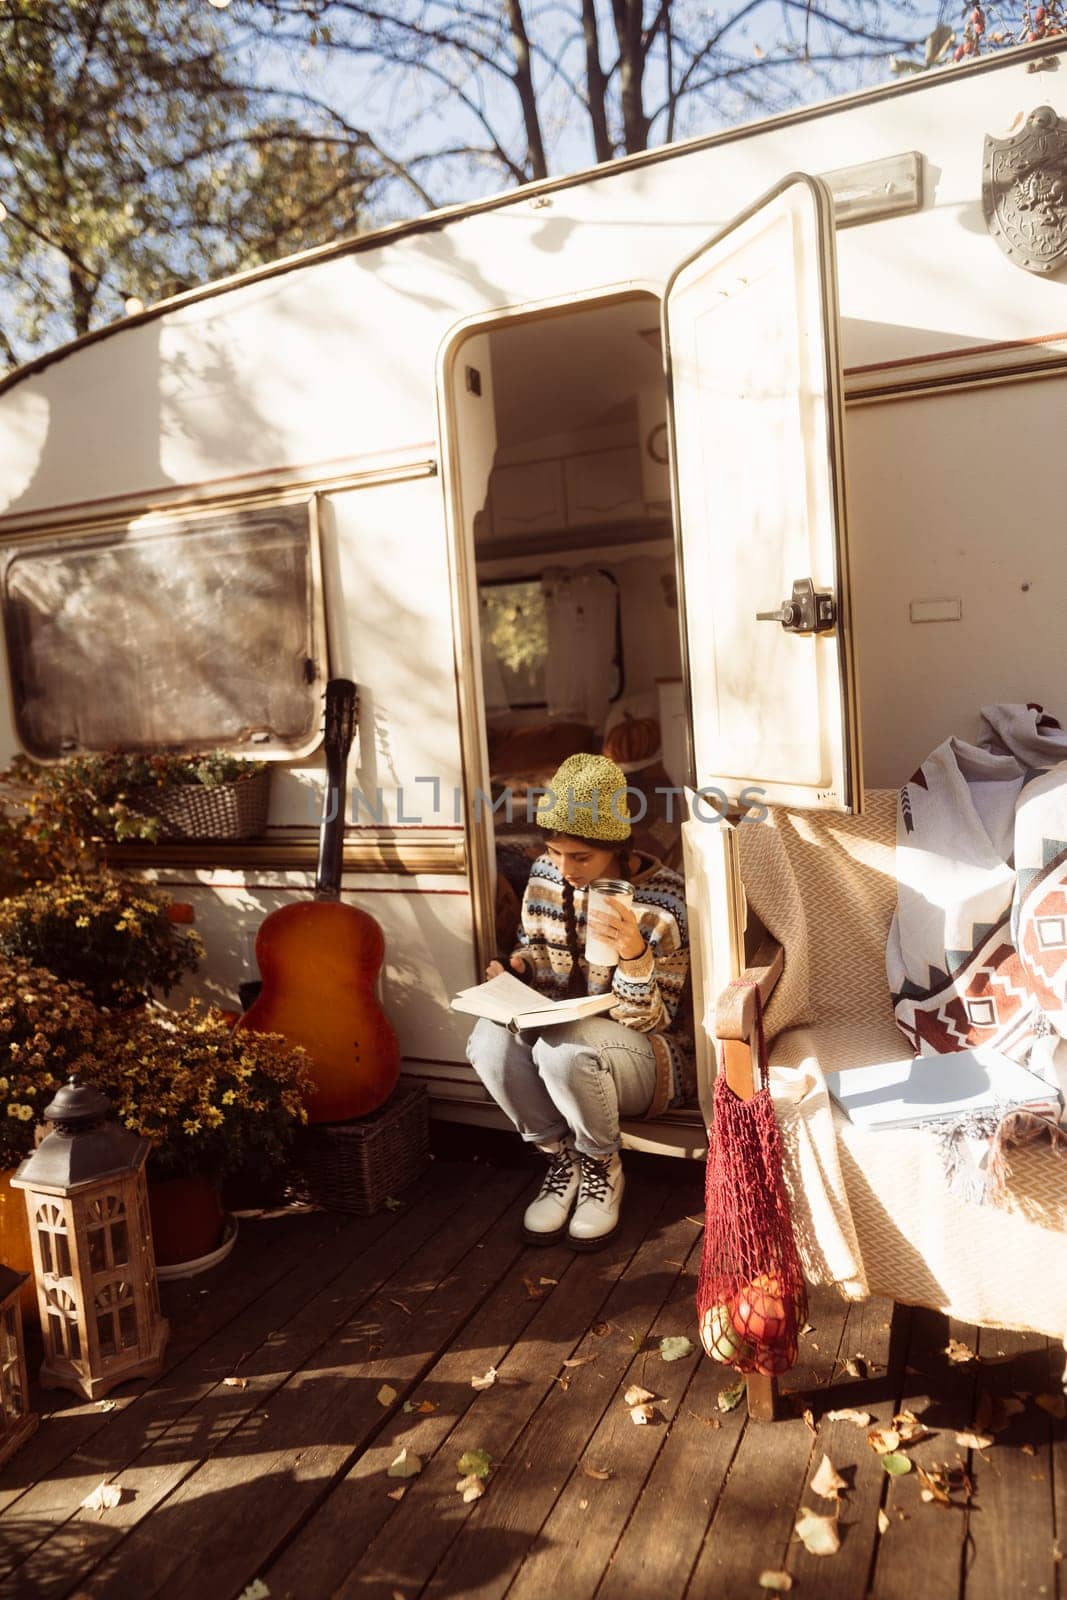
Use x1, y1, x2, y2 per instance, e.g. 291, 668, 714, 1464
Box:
564, 446, 645, 527
489, 459, 566, 538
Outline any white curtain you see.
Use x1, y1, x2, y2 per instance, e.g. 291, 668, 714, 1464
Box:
542, 566, 617, 729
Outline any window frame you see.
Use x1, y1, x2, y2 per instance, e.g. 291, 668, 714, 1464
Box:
477, 566, 624, 712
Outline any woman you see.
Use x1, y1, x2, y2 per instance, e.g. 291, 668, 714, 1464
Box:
466, 752, 693, 1250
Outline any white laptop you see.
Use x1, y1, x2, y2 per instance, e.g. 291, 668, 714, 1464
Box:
826, 1047, 1062, 1132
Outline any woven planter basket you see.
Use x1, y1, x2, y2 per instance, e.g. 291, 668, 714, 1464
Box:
290, 1080, 430, 1215
127, 766, 272, 842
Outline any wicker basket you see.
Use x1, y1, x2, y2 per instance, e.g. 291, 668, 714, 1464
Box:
290, 1080, 430, 1215
128, 767, 272, 842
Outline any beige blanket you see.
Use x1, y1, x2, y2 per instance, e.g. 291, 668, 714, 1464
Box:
737, 794, 1067, 1351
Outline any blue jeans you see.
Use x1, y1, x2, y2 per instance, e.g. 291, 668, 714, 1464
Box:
465, 1015, 658, 1158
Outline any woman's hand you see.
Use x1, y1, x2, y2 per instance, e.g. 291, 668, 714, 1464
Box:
485, 955, 529, 980
587, 899, 646, 962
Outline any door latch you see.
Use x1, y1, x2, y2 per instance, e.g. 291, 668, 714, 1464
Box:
756, 577, 836, 634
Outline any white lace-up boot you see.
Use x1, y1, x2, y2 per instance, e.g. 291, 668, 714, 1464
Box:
522, 1140, 580, 1245
567, 1151, 624, 1250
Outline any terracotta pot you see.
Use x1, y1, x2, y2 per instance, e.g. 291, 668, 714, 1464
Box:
148, 1175, 225, 1267
0, 1167, 38, 1322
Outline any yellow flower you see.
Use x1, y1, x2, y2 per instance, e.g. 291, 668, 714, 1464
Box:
75, 916, 90, 928
221, 1089, 236, 1105
17, 1104, 33, 1121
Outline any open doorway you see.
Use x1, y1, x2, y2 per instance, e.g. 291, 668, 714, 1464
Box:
443, 291, 690, 966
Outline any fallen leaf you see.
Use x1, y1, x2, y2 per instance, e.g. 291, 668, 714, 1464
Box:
387, 1448, 422, 1480
878, 1509, 890, 1534
827, 1409, 872, 1426
881, 1453, 912, 1476
758, 1572, 793, 1592
944, 1338, 977, 1364
916, 1464, 951, 1505
794, 1506, 841, 1557
624, 1385, 656, 1407
718, 1380, 746, 1413
95, 1399, 116, 1413
402, 1399, 439, 1414
630, 1403, 655, 1425
471, 1367, 498, 1391
539, 1276, 558, 1285
1036, 1392, 1067, 1420
892, 1409, 927, 1443
562, 1356, 595, 1369
553, 1376, 570, 1392
592, 1321, 611, 1337
579, 1497, 589, 1509
800, 1323, 815, 1337
1021, 1442, 1037, 1456
457, 1448, 492, 1479
843, 1360, 863, 1379
386, 1486, 407, 1501
81, 1481, 122, 1514
811, 1454, 847, 1500
522, 1275, 547, 1300
455, 1473, 485, 1503
376, 1384, 398, 1407
382, 1195, 404, 1211
802, 1408, 817, 1437
581, 1461, 613, 1480
659, 1335, 694, 1363
955, 1432, 994, 1451
238, 1584, 270, 1600
867, 1428, 901, 1455
224, 1376, 249, 1390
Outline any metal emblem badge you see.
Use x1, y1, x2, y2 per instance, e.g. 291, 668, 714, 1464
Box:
983, 105, 1067, 275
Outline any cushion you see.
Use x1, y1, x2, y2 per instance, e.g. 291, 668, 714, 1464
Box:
487, 720, 597, 782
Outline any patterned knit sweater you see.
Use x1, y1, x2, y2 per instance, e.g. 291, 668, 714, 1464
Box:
510, 851, 695, 1116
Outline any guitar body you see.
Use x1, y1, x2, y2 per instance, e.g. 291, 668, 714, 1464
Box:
240, 901, 400, 1123
237, 679, 401, 1124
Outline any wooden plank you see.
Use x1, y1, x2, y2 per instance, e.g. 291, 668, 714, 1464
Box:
682, 1279, 857, 1595
409, 1178, 709, 1600
260, 1215, 584, 1600
0, 1160, 497, 1600
962, 1325, 1057, 1600
1052, 1337, 1067, 1586
61, 1164, 529, 1600
326, 1172, 683, 1600
869, 1308, 980, 1600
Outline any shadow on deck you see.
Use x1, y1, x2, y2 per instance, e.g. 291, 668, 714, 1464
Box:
0, 1132, 1064, 1600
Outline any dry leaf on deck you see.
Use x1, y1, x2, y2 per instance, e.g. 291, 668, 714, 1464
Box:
944, 1338, 977, 1364
457, 1448, 493, 1479
802, 1408, 816, 1437
659, 1336, 694, 1362
402, 1399, 439, 1414
238, 1583, 270, 1600
539, 1277, 558, 1286
456, 1474, 485, 1503
377, 1384, 398, 1407
794, 1506, 841, 1557
522, 1275, 547, 1300
881, 1453, 912, 1476
811, 1454, 847, 1500
892, 1411, 928, 1444
629, 1403, 655, 1425
224, 1376, 249, 1390
562, 1356, 595, 1369
581, 1461, 613, 1480
843, 1360, 863, 1379
81, 1481, 122, 1514
95, 1399, 116, 1413
718, 1380, 746, 1413
1021, 1442, 1037, 1456
387, 1448, 422, 1480
1036, 1392, 1067, 1420
592, 1321, 611, 1337
758, 1572, 793, 1592
471, 1367, 498, 1391
916, 1464, 951, 1504
827, 1409, 872, 1426
386, 1486, 407, 1501
867, 1428, 901, 1456
878, 1509, 890, 1535
955, 1431, 994, 1451
624, 1385, 656, 1407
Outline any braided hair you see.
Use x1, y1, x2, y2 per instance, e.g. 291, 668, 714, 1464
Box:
546, 831, 634, 999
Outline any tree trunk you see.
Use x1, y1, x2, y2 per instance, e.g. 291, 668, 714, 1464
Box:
505, 0, 548, 179
612, 0, 648, 152
581, 0, 613, 163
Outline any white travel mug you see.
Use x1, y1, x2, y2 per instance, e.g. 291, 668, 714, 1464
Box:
585, 878, 635, 967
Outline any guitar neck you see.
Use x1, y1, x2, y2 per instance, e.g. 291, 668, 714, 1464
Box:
315, 679, 358, 902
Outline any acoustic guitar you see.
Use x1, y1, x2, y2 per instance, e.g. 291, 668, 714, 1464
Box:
238, 678, 401, 1122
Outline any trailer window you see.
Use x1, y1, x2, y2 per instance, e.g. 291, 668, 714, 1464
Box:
479, 570, 623, 711
1, 498, 326, 760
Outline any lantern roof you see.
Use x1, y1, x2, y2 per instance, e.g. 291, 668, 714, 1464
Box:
0, 1265, 28, 1303
11, 1077, 151, 1193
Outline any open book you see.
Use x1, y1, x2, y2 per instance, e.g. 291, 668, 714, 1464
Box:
826, 1046, 1062, 1132
451, 970, 616, 1032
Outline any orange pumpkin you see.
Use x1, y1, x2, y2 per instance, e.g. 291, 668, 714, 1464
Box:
603, 711, 659, 764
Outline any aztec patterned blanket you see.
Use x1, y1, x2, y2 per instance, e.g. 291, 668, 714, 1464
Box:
887, 703, 1067, 1111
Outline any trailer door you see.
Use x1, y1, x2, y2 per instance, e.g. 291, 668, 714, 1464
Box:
663, 173, 861, 816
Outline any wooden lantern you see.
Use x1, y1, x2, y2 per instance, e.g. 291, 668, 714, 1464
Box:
11, 1078, 168, 1401
0, 1265, 37, 1466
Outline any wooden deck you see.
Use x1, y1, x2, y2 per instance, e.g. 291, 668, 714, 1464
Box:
1, 1136, 1064, 1600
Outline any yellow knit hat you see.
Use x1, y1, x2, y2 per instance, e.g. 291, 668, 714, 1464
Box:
536, 752, 632, 842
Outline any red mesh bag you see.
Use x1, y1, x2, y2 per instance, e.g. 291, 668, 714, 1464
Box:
696, 985, 807, 1377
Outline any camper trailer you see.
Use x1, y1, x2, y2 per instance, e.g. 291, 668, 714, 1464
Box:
1, 40, 1066, 1157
